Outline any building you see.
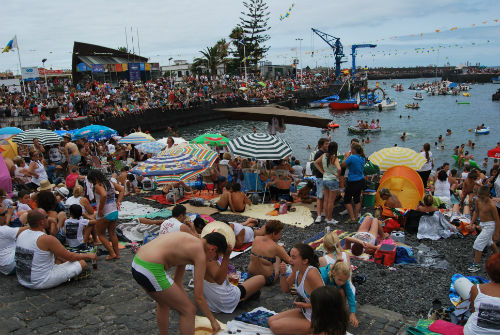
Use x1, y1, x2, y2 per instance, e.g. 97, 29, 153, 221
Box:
259, 62, 296, 79
161, 60, 226, 81
71, 42, 160, 85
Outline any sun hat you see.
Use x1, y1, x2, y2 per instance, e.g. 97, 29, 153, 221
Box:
56, 187, 70, 199
37, 180, 55, 192
201, 221, 236, 248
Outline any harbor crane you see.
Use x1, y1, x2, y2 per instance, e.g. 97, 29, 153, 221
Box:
311, 28, 345, 77
351, 44, 376, 75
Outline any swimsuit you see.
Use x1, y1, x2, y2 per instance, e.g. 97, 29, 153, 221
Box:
250, 252, 277, 286
215, 203, 228, 211
131, 255, 173, 292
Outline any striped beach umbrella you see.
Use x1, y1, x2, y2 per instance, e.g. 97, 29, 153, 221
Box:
118, 132, 155, 145
190, 133, 229, 146
368, 147, 427, 171
227, 133, 292, 160
135, 141, 166, 155
160, 143, 214, 158
12, 129, 63, 146
72, 125, 117, 142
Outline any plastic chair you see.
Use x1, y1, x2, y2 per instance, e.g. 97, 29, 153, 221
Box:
243, 169, 267, 203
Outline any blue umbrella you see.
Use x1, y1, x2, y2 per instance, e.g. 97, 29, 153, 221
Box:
72, 125, 117, 142
54, 129, 77, 138
136, 141, 166, 155
0, 127, 23, 139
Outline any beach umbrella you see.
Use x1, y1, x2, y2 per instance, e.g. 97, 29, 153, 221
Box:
54, 129, 78, 138
0, 139, 18, 159
135, 141, 166, 155
257, 81, 267, 87
118, 132, 155, 145
159, 143, 216, 161
72, 125, 117, 142
227, 133, 292, 160
0, 127, 23, 139
190, 133, 229, 147
487, 147, 500, 159
12, 129, 63, 146
369, 147, 427, 171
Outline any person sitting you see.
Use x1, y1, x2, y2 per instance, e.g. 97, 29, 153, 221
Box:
215, 184, 231, 211
310, 286, 349, 335
319, 232, 350, 267
15, 209, 96, 289
228, 218, 265, 249
416, 194, 439, 213
464, 254, 500, 334
161, 181, 192, 203
35, 190, 67, 237
229, 182, 251, 213
159, 204, 199, 236
344, 217, 389, 255
0, 221, 29, 275
63, 205, 98, 249
203, 243, 266, 314
268, 172, 293, 202
320, 260, 358, 327
378, 188, 402, 219
291, 180, 315, 204
124, 174, 141, 196
268, 244, 324, 335
248, 220, 291, 286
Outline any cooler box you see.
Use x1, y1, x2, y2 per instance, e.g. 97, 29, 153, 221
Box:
374, 243, 397, 266
362, 189, 376, 208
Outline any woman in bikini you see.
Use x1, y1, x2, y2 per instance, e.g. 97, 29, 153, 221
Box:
248, 220, 290, 286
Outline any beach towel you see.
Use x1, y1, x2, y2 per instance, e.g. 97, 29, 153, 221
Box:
128, 209, 173, 220
449, 273, 489, 315
220, 321, 273, 335
146, 194, 191, 205
118, 201, 160, 219
428, 320, 464, 335
230, 245, 252, 259
117, 220, 160, 242
221, 204, 314, 228
168, 204, 218, 216
234, 307, 276, 328
407, 319, 441, 335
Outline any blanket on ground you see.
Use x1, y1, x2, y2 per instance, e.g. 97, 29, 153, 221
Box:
221, 204, 314, 228
146, 194, 190, 205
119, 201, 160, 219
230, 243, 252, 259
117, 220, 160, 242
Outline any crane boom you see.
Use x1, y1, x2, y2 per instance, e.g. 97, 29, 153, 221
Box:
351, 44, 376, 74
311, 28, 345, 77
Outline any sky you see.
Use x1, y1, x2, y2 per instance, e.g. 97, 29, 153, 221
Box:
1, 0, 498, 73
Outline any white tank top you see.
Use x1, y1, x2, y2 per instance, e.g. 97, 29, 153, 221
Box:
231, 222, 254, 244
295, 266, 322, 321
31, 161, 48, 186
203, 268, 241, 313
464, 285, 500, 335
434, 179, 451, 198
95, 183, 117, 219
15, 230, 55, 288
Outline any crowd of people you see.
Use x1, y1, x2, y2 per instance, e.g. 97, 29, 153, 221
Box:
0, 119, 499, 334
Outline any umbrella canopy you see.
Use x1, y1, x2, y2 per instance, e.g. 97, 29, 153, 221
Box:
190, 133, 229, 147
72, 125, 117, 142
488, 147, 500, 159
257, 81, 267, 87
227, 133, 292, 160
118, 132, 155, 145
159, 143, 216, 161
135, 141, 166, 155
11, 129, 63, 146
54, 129, 78, 138
0, 127, 23, 139
369, 147, 426, 171
0, 139, 18, 159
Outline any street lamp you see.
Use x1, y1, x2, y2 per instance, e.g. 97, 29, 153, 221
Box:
295, 38, 303, 81
41, 58, 49, 98
168, 57, 173, 86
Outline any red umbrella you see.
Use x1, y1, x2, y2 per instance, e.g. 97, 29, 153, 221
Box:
488, 147, 500, 158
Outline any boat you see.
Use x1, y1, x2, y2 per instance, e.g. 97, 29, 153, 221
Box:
462, 93, 470, 97
457, 101, 470, 105
413, 96, 423, 101
329, 101, 359, 110
492, 77, 500, 84
474, 127, 490, 135
375, 98, 397, 110
359, 102, 375, 110
348, 126, 381, 134
327, 121, 340, 129
405, 104, 420, 109
309, 94, 339, 108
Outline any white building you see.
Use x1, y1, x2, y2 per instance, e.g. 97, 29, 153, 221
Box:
160, 59, 226, 81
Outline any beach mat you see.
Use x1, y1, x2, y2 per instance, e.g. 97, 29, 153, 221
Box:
117, 220, 160, 242
230, 243, 252, 259
146, 194, 191, 205
119, 201, 160, 219
221, 204, 314, 228
167, 204, 218, 216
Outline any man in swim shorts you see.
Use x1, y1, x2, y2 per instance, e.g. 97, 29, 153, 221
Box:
131, 231, 227, 334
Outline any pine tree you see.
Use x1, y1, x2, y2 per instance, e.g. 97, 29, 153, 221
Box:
239, 0, 270, 69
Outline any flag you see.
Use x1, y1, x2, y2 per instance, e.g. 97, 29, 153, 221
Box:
237, 38, 244, 45
2, 35, 17, 53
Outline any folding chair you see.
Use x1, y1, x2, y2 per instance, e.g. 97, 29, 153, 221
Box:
242, 169, 268, 203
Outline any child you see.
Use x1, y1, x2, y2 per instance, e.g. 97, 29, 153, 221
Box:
320, 260, 358, 327
319, 232, 349, 267
16, 190, 32, 212
291, 180, 315, 203
63, 204, 97, 248
124, 174, 140, 196
468, 186, 500, 272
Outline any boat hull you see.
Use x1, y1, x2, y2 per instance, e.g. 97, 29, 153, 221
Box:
329, 102, 359, 110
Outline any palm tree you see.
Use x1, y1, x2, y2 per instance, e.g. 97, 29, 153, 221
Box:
199, 46, 219, 77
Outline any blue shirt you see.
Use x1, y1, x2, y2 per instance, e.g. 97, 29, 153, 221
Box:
345, 154, 365, 181
320, 264, 356, 313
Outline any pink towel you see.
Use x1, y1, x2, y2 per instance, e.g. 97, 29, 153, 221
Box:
428, 320, 464, 335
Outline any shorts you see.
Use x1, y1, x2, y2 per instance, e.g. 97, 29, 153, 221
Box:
104, 211, 119, 221
344, 179, 366, 204
215, 203, 228, 211
323, 179, 339, 191
473, 221, 495, 252
131, 255, 173, 292
69, 155, 81, 165
36, 261, 83, 289
316, 178, 324, 199
237, 284, 247, 299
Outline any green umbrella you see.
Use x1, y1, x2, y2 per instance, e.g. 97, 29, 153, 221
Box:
257, 81, 267, 87
190, 133, 229, 147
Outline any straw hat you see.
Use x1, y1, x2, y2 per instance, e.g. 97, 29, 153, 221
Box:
201, 221, 236, 248
37, 180, 55, 192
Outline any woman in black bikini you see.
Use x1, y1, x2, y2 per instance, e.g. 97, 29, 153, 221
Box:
248, 220, 291, 285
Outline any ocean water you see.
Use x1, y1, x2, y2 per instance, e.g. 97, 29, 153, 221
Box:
155, 78, 499, 171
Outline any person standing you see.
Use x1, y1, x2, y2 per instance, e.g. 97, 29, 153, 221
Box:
341, 144, 366, 224
314, 141, 341, 225
417, 143, 433, 188
312, 138, 329, 223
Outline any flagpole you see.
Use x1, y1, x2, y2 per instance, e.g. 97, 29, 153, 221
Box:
243, 44, 247, 82
15, 37, 27, 99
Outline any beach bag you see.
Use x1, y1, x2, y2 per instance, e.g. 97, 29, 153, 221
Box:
383, 219, 400, 233
142, 178, 155, 191
250, 193, 261, 205
374, 243, 397, 266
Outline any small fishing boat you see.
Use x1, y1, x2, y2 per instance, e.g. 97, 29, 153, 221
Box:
474, 127, 490, 135
457, 101, 470, 105
405, 104, 420, 109
327, 121, 340, 129
375, 98, 397, 110
309, 94, 339, 108
413, 93, 423, 100
348, 126, 381, 134
329, 101, 359, 110
492, 77, 500, 84
462, 92, 470, 97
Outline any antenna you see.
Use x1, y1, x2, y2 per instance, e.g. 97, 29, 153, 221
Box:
137, 28, 141, 56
